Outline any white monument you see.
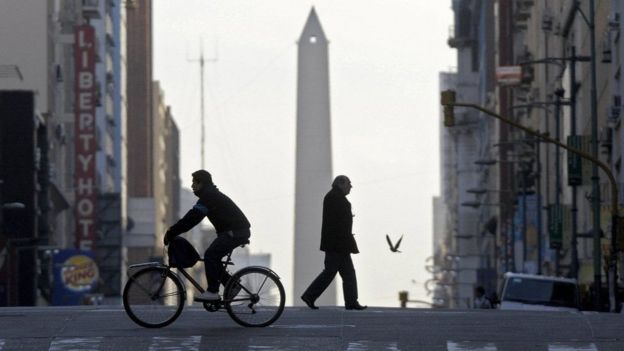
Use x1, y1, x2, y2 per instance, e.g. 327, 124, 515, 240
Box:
293, 7, 336, 306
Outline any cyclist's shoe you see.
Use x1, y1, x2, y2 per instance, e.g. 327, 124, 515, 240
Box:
227, 280, 242, 299
194, 291, 221, 302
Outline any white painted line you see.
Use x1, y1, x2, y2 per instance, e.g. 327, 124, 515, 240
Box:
86, 308, 124, 312
0, 338, 4, 351
49, 337, 103, 351
447, 341, 497, 351
270, 324, 355, 329
149, 336, 201, 351
548, 343, 598, 351
346, 341, 401, 350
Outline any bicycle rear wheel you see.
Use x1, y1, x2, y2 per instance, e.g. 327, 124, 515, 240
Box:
123, 267, 185, 328
225, 267, 285, 327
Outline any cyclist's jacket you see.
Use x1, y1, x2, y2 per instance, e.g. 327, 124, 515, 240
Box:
168, 184, 250, 237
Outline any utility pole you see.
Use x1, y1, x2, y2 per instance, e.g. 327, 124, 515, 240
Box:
588, 0, 602, 311
187, 40, 217, 169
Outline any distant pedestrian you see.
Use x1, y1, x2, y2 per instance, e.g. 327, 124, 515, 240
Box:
473, 286, 492, 309
301, 175, 367, 310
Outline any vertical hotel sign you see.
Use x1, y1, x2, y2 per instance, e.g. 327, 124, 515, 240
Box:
74, 25, 96, 251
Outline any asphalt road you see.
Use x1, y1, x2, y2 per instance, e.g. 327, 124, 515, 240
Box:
1, 305, 624, 350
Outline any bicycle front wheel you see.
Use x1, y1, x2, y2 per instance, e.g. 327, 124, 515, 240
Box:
123, 267, 185, 328
225, 267, 285, 327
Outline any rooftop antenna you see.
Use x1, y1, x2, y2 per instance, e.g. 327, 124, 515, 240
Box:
187, 38, 218, 169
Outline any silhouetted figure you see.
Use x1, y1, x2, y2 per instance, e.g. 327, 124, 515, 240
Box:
386, 234, 403, 253
473, 286, 492, 309
164, 170, 251, 302
301, 175, 367, 310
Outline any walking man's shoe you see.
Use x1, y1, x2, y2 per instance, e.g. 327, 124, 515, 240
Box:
194, 291, 221, 302
345, 303, 367, 310
301, 295, 319, 310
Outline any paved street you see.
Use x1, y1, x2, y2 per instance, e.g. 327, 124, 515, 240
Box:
1, 306, 624, 350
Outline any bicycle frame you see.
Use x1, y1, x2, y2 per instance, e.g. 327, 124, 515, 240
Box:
127, 254, 259, 304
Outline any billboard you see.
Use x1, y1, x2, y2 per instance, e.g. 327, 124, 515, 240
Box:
495, 66, 522, 86
74, 25, 97, 251
52, 249, 99, 305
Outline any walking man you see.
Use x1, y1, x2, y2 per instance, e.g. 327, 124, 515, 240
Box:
301, 175, 367, 310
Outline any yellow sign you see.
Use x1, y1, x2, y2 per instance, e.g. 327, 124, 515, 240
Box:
61, 255, 99, 292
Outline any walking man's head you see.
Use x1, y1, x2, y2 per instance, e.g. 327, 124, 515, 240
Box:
332, 175, 352, 195
191, 170, 213, 196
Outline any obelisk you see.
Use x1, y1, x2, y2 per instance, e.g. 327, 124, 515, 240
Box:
293, 7, 336, 306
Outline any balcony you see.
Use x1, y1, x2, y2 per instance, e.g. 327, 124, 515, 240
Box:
82, 0, 102, 19
447, 25, 474, 49
513, 0, 534, 30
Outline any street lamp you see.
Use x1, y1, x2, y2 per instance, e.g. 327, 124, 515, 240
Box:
2, 203, 25, 210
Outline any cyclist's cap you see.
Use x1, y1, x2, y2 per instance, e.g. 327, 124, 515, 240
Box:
192, 169, 213, 185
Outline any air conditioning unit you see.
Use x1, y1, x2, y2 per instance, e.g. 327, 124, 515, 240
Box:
608, 13, 620, 31
55, 64, 63, 83
542, 13, 553, 31
599, 127, 613, 155
81, 0, 101, 19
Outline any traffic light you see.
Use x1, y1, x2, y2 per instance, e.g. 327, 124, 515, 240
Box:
440, 90, 456, 127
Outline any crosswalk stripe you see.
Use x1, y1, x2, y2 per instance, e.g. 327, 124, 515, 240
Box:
548, 343, 598, 351
346, 341, 400, 350
148, 336, 201, 351
49, 337, 102, 351
447, 341, 497, 351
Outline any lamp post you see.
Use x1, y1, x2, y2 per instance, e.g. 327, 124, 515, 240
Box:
441, 89, 620, 312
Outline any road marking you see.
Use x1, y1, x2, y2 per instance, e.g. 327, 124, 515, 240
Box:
270, 324, 356, 328
548, 343, 598, 351
0, 338, 4, 350
49, 337, 102, 350
346, 341, 400, 350
447, 341, 497, 351
148, 336, 201, 351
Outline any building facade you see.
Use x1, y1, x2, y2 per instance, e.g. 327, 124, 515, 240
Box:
436, 0, 624, 311
0, 0, 129, 305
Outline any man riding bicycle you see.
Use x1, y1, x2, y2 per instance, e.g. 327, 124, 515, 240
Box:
164, 170, 251, 302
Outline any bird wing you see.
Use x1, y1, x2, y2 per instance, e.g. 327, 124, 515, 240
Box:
395, 235, 404, 249
386, 234, 393, 249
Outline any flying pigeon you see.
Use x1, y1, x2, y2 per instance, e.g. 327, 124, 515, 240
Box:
386, 234, 403, 253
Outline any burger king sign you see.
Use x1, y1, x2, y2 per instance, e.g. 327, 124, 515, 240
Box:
52, 250, 99, 305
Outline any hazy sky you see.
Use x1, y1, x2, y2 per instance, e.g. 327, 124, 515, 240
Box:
153, 1, 454, 307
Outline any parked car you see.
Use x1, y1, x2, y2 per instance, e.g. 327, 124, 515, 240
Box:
499, 272, 580, 312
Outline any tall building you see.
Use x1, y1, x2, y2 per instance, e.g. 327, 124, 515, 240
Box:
152, 81, 179, 254
436, 0, 497, 308
126, 0, 167, 263
0, 1, 58, 305
0, 0, 128, 305
293, 8, 335, 306
126, 0, 153, 198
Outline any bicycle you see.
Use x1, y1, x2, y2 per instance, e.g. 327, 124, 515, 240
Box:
122, 239, 285, 328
